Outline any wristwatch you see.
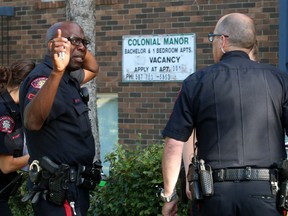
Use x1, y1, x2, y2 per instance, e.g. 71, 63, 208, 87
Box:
160, 188, 178, 202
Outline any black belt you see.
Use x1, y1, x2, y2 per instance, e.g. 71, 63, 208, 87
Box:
212, 167, 277, 182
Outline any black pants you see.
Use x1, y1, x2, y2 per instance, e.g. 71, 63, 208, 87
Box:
0, 197, 12, 216
196, 181, 283, 216
32, 183, 90, 216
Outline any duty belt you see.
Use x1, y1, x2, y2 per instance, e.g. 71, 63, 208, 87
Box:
24, 156, 102, 206
212, 167, 277, 182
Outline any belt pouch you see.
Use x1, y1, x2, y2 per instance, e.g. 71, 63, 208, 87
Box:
47, 164, 69, 205
187, 162, 203, 201
198, 159, 214, 196
199, 168, 214, 196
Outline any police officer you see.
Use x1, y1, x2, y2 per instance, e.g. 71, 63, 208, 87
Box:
0, 60, 34, 216
19, 21, 99, 216
182, 38, 260, 216
161, 13, 287, 216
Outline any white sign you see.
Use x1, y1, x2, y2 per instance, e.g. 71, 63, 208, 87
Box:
122, 33, 196, 82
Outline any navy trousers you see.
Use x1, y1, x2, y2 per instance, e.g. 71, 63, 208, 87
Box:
196, 181, 283, 216
32, 183, 90, 216
0, 198, 12, 216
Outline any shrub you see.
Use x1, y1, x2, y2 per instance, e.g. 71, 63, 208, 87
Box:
89, 144, 188, 216
9, 173, 33, 216
10, 143, 189, 215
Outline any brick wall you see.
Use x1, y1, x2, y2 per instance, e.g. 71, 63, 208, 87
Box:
0, 0, 279, 147
95, 0, 279, 147
0, 0, 66, 64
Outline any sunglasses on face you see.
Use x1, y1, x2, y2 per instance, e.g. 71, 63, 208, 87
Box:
66, 36, 90, 47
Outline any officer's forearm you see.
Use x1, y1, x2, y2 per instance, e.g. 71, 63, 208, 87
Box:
83, 51, 98, 74
0, 154, 29, 174
162, 137, 184, 196
24, 71, 63, 131
81, 51, 99, 84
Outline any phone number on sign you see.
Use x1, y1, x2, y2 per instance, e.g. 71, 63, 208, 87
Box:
133, 73, 171, 81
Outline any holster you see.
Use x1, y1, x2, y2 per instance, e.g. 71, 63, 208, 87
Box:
187, 157, 214, 201
46, 164, 69, 205
24, 157, 102, 205
277, 159, 288, 210
187, 162, 203, 201
23, 157, 69, 205
76, 160, 102, 190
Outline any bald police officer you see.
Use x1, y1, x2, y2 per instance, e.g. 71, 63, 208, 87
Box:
161, 13, 287, 216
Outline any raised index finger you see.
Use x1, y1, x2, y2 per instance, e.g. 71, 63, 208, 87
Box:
55, 29, 67, 42
57, 29, 62, 39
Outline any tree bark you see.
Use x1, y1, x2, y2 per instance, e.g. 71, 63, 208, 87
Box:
66, 0, 100, 161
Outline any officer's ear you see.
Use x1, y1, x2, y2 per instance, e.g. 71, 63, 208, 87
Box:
218, 35, 228, 54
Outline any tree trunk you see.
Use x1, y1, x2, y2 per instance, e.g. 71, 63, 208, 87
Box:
66, 0, 100, 161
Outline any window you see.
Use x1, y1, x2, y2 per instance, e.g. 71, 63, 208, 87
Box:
0, 6, 14, 66
97, 93, 118, 175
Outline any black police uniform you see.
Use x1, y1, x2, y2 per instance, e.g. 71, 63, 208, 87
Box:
162, 51, 288, 216
19, 55, 95, 216
0, 91, 24, 216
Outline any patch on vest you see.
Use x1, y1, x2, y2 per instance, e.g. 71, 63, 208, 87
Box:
27, 93, 36, 101
31, 77, 48, 89
0, 116, 15, 133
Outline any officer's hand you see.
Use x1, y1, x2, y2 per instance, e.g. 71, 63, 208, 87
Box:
49, 29, 71, 73
162, 199, 178, 216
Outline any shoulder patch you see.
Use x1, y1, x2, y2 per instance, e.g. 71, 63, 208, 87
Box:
0, 116, 15, 133
31, 77, 48, 89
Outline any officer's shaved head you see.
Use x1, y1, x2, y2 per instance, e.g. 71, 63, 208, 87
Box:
45, 22, 62, 44
215, 13, 256, 50
45, 21, 84, 45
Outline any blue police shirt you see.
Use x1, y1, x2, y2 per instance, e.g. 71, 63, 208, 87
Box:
163, 51, 288, 169
0, 91, 22, 155
19, 55, 95, 166
0, 91, 22, 186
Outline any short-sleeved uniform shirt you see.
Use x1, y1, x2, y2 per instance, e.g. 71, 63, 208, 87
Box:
162, 51, 288, 169
0, 91, 21, 190
0, 91, 22, 155
19, 55, 95, 166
